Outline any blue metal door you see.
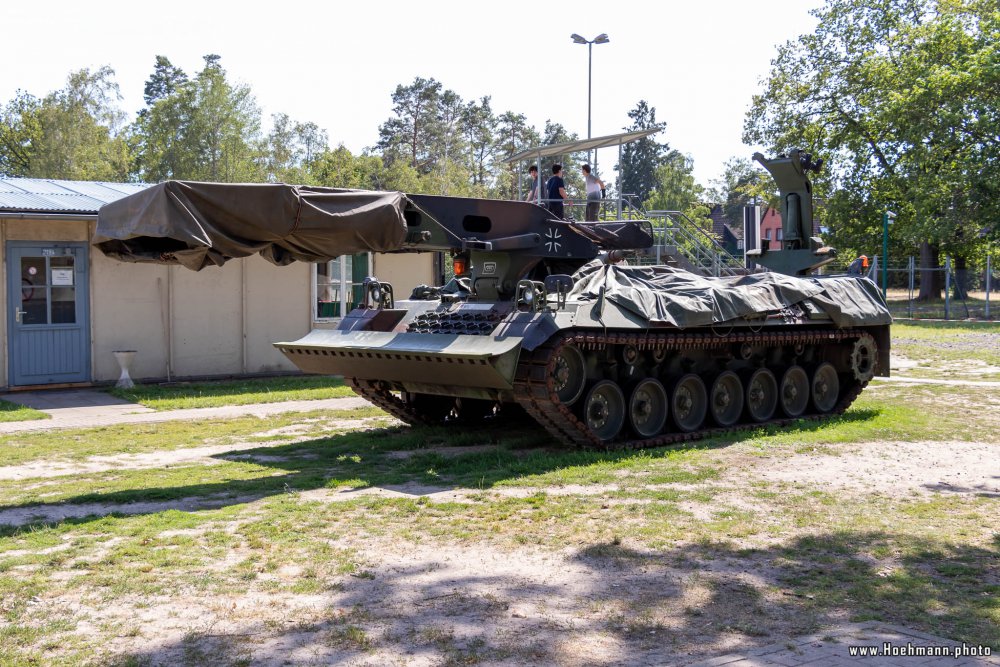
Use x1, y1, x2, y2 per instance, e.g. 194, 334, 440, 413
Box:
7, 243, 91, 386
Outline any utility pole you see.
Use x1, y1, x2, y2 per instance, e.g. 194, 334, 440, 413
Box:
882, 210, 896, 296
570, 33, 609, 173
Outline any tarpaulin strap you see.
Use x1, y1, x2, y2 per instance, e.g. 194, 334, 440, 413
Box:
290, 190, 303, 235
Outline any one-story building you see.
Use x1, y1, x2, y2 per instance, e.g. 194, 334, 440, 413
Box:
0, 178, 435, 390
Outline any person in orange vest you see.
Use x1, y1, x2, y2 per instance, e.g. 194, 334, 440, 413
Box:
848, 254, 869, 275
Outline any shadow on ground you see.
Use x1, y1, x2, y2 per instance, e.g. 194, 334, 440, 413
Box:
0, 409, 883, 531
101, 532, 1000, 666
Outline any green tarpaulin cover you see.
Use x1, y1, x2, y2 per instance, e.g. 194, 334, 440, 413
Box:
569, 260, 891, 328
94, 181, 409, 271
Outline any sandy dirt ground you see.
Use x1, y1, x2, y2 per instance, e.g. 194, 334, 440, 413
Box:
83, 540, 810, 667
3, 366, 999, 665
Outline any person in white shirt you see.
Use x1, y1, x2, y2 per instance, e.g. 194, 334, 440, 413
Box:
582, 164, 605, 221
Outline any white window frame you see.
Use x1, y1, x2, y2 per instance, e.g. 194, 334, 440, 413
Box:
311, 252, 372, 322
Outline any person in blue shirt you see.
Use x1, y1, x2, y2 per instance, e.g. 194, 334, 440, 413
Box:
545, 164, 571, 219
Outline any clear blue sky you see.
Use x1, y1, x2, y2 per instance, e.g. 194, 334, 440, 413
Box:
1, 0, 824, 185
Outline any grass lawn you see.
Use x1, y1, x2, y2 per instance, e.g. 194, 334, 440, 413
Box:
0, 399, 48, 423
106, 374, 356, 410
0, 382, 997, 665
891, 320, 1000, 380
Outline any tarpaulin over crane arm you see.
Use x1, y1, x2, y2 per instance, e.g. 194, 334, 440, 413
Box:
569, 261, 892, 328
93, 181, 409, 271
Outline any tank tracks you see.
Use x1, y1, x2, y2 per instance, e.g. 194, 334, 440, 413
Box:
349, 378, 437, 426
351, 328, 869, 450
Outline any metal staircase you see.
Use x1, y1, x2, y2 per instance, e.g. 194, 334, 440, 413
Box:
616, 200, 746, 277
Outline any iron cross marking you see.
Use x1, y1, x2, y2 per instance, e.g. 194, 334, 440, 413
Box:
545, 227, 562, 253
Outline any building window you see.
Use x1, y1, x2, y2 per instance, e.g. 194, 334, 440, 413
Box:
313, 253, 370, 320
776, 229, 783, 241
764, 229, 772, 241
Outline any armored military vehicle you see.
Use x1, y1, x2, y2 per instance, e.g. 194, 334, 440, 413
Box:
95, 151, 891, 448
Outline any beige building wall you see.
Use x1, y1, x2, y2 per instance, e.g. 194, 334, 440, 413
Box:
244, 256, 311, 372
168, 262, 244, 377
1, 215, 437, 388
372, 252, 436, 295
93, 255, 309, 382
3, 216, 313, 387
91, 249, 171, 382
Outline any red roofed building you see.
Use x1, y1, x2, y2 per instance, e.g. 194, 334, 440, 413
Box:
759, 207, 783, 250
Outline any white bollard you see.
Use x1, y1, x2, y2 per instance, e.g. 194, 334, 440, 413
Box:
113, 350, 137, 389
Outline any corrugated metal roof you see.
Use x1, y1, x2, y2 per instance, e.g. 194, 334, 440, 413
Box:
0, 178, 152, 214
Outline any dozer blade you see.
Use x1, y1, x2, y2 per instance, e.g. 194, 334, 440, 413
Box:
274, 329, 523, 390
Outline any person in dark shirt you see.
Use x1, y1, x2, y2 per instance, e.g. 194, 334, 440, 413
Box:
524, 165, 539, 202
545, 164, 570, 219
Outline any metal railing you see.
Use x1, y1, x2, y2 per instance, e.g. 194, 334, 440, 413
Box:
533, 196, 745, 277
644, 210, 745, 277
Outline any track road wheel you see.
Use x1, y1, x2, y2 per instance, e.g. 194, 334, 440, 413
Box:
779, 365, 810, 417
709, 370, 743, 426
745, 368, 778, 423
583, 380, 626, 442
628, 378, 668, 438
553, 345, 587, 406
671, 374, 707, 432
403, 393, 456, 423
811, 362, 840, 413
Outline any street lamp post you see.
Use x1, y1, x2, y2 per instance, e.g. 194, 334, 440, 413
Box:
570, 33, 609, 172
882, 210, 896, 296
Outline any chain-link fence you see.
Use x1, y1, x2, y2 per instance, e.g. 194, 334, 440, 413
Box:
822, 254, 995, 320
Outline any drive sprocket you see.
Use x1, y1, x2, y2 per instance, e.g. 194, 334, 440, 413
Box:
849, 334, 877, 382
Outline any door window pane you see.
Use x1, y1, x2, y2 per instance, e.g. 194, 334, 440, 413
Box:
21, 257, 47, 288
51, 287, 76, 324
50, 256, 75, 287
20, 257, 49, 324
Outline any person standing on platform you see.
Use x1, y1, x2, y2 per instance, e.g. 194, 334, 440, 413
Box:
525, 165, 540, 202
546, 164, 571, 219
582, 164, 605, 222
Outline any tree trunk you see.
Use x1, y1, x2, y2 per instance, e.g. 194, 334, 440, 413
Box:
953, 256, 969, 299
917, 241, 942, 301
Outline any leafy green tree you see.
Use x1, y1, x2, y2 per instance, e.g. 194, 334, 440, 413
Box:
309, 144, 384, 189
707, 157, 771, 224
373, 159, 423, 193
143, 56, 188, 106
433, 89, 467, 194
494, 111, 540, 199
136, 55, 264, 182
376, 77, 446, 173
265, 113, 329, 183
618, 100, 668, 205
644, 152, 703, 213
0, 92, 41, 177
422, 157, 484, 197
0, 67, 133, 180
745, 0, 999, 297
462, 97, 499, 188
